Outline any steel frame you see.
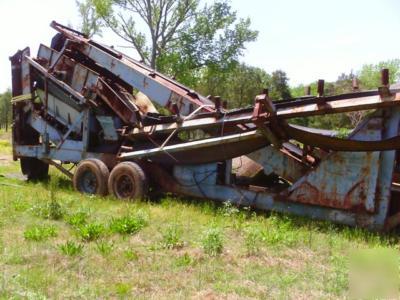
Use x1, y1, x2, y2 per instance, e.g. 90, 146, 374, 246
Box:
8, 21, 400, 231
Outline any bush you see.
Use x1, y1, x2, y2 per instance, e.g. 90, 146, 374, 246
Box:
109, 211, 148, 235
77, 223, 105, 242
201, 227, 224, 256
161, 224, 184, 249
59, 241, 83, 256
24, 225, 57, 241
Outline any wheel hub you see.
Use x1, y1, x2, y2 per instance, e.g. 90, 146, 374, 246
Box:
81, 170, 98, 194
116, 175, 135, 198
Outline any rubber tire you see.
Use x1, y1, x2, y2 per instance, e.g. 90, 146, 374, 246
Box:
108, 162, 148, 201
73, 159, 109, 196
20, 157, 49, 181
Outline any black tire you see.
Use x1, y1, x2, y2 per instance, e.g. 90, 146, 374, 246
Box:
20, 157, 49, 181
108, 162, 148, 201
73, 159, 109, 196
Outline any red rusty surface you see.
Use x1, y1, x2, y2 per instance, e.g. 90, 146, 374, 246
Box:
10, 50, 24, 97
95, 79, 139, 125
285, 151, 378, 213
233, 156, 263, 178
286, 181, 371, 213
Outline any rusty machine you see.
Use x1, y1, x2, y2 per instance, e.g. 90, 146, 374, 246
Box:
9, 22, 400, 230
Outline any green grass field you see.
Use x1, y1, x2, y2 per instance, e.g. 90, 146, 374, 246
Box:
0, 130, 398, 299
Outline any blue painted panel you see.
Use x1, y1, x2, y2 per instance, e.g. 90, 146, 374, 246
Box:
85, 46, 172, 106
287, 113, 384, 213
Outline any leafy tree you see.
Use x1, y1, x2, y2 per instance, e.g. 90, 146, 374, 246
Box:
89, 0, 258, 77
358, 59, 400, 89
76, 0, 103, 37
224, 64, 271, 107
195, 63, 271, 108
290, 84, 307, 99
334, 72, 355, 94
158, 1, 258, 85
0, 90, 12, 131
289, 73, 357, 129
269, 70, 291, 100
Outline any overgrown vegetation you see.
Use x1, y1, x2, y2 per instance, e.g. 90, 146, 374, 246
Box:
109, 212, 148, 235
161, 223, 184, 250
0, 90, 11, 131
59, 240, 84, 256
65, 211, 89, 227
77, 223, 105, 242
96, 240, 114, 256
0, 143, 399, 298
0, 101, 399, 297
201, 226, 224, 256
24, 225, 58, 241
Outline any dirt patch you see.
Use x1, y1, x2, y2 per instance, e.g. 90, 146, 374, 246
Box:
0, 154, 12, 166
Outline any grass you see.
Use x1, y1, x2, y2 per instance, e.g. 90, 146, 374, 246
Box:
65, 211, 88, 227
77, 223, 105, 242
96, 240, 114, 256
161, 223, 184, 249
23, 225, 58, 241
0, 130, 399, 298
31, 199, 64, 220
59, 241, 83, 256
109, 211, 148, 235
201, 226, 224, 256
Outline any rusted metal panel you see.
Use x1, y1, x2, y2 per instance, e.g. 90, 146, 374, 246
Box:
36, 89, 82, 127
233, 156, 263, 178
95, 79, 140, 125
27, 57, 87, 104
37, 44, 55, 67
70, 64, 92, 94
286, 114, 384, 212
286, 151, 380, 212
147, 163, 362, 228
77, 43, 214, 116
247, 146, 307, 183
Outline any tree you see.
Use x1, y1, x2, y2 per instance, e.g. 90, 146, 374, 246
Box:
0, 90, 12, 131
335, 72, 364, 127
195, 63, 271, 108
89, 0, 258, 75
224, 64, 271, 107
358, 59, 400, 90
335, 72, 355, 94
76, 0, 103, 37
158, 1, 258, 85
270, 70, 291, 100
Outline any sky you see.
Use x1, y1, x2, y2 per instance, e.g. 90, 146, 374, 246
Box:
0, 0, 399, 92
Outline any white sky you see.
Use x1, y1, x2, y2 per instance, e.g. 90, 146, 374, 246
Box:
0, 0, 399, 92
